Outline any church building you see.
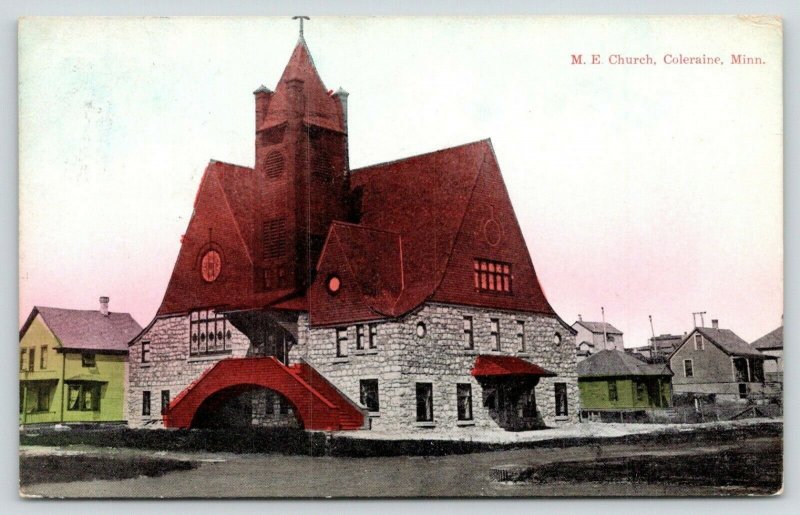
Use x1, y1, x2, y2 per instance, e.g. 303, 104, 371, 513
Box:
127, 27, 578, 432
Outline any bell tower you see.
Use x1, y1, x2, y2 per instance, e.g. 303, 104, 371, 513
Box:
252, 19, 350, 294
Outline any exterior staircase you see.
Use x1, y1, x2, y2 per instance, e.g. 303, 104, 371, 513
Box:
163, 357, 366, 431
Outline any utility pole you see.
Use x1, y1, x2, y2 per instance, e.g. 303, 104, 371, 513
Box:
649, 315, 656, 356
601, 307, 608, 350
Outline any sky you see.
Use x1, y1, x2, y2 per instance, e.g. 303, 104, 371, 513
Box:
18, 16, 783, 347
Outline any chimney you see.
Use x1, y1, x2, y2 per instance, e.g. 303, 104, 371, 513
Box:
578, 314, 583, 322
334, 87, 349, 132
99, 296, 109, 316
253, 85, 273, 130
712, 319, 719, 329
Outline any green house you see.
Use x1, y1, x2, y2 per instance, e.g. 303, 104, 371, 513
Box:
19, 298, 141, 426
578, 350, 673, 420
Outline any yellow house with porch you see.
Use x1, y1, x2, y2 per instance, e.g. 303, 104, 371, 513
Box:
19, 298, 141, 425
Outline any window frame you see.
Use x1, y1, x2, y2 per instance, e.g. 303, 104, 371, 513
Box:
142, 391, 151, 416
473, 258, 513, 294
161, 390, 170, 415
28, 348, 35, 372
335, 327, 348, 357
608, 380, 619, 402
20, 350, 25, 371
40, 346, 48, 370
456, 383, 473, 421
415, 382, 434, 422
141, 341, 150, 364
516, 321, 526, 352
359, 379, 380, 412
368, 324, 378, 350
81, 353, 96, 368
66, 382, 101, 412
189, 309, 231, 356
356, 324, 366, 350
490, 318, 501, 351
694, 333, 704, 351
555, 382, 569, 417
684, 359, 694, 378
463, 316, 474, 350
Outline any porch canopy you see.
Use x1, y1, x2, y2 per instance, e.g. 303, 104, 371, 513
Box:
471, 355, 557, 378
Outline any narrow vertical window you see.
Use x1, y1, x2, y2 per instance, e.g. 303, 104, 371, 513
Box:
368, 324, 378, 349
356, 324, 365, 350
20, 350, 25, 372
694, 333, 704, 350
161, 390, 170, 415
684, 359, 694, 377
516, 321, 525, 352
608, 381, 618, 402
28, 348, 35, 372
336, 327, 348, 357
415, 383, 434, 422
463, 316, 474, 350
141, 341, 150, 363
360, 379, 380, 412
142, 391, 151, 416
555, 382, 568, 416
490, 318, 500, 351
457, 383, 473, 421
40, 346, 48, 369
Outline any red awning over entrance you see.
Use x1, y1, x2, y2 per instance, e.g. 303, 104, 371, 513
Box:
471, 355, 557, 378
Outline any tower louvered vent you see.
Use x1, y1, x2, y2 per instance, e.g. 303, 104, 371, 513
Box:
264, 151, 285, 179
263, 218, 286, 258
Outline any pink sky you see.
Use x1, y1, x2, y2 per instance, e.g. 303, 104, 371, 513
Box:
19, 17, 783, 347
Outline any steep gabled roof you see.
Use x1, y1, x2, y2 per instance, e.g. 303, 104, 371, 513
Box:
574, 321, 623, 335
752, 326, 783, 350
21, 306, 141, 353
675, 327, 764, 358
578, 349, 672, 378
309, 139, 559, 326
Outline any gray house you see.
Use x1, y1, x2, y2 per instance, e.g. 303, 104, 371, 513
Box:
752, 325, 783, 382
573, 320, 624, 360
669, 322, 771, 404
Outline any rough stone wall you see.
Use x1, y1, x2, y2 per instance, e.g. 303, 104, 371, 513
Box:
126, 314, 251, 428
290, 302, 579, 432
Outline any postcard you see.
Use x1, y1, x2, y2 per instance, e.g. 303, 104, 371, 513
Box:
18, 15, 783, 498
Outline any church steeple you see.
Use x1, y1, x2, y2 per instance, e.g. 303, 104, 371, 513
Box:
251, 20, 350, 294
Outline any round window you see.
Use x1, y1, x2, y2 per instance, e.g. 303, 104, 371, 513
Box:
200, 250, 222, 282
554, 332, 562, 345
416, 322, 427, 338
327, 275, 341, 294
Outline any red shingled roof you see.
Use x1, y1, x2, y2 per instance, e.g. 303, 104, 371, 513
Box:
260, 37, 345, 133
310, 139, 557, 326
471, 355, 556, 378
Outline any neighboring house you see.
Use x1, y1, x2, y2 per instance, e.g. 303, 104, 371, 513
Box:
752, 325, 783, 382
572, 320, 624, 359
669, 321, 771, 403
127, 30, 579, 433
19, 297, 141, 425
578, 350, 672, 421
628, 334, 684, 362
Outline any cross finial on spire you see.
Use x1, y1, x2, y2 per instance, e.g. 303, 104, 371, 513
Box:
292, 16, 310, 38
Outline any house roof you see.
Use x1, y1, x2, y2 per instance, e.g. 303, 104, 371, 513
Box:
21, 306, 142, 353
471, 355, 557, 378
578, 349, 673, 378
752, 326, 783, 350
573, 321, 623, 335
685, 327, 764, 358
309, 139, 559, 326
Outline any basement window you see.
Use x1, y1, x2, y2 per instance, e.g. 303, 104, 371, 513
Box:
473, 259, 512, 294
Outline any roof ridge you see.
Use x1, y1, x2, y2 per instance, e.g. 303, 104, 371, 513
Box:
351, 138, 491, 173
209, 159, 253, 171
329, 220, 401, 237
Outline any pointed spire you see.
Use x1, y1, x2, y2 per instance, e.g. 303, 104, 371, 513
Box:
292, 15, 310, 42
